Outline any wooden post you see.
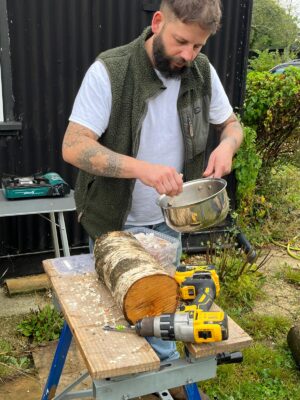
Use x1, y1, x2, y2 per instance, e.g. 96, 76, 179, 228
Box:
94, 231, 179, 323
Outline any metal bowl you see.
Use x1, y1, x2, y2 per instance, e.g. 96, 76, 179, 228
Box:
156, 178, 229, 233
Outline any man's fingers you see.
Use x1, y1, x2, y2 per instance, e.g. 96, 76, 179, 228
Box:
138, 162, 184, 195
155, 176, 182, 196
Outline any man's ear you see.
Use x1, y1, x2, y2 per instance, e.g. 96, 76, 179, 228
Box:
151, 11, 164, 34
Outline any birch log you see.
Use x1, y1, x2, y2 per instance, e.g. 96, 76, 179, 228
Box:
94, 231, 179, 324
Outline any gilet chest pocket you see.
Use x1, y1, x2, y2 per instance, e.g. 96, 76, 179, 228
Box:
191, 98, 210, 156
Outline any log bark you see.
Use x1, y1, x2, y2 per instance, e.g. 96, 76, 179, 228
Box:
4, 274, 50, 296
94, 231, 179, 324
287, 325, 300, 368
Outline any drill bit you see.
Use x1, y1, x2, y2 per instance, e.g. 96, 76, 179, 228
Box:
103, 324, 136, 333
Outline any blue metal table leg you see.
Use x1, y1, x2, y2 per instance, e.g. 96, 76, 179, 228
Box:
41, 321, 73, 400
184, 383, 202, 399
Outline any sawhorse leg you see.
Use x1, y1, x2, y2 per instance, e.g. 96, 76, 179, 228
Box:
41, 321, 72, 400
184, 383, 202, 399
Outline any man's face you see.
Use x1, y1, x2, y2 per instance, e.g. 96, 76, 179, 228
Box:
151, 15, 210, 79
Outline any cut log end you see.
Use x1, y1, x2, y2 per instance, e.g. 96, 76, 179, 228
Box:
123, 274, 179, 324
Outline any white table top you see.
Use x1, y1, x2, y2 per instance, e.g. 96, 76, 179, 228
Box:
0, 189, 76, 217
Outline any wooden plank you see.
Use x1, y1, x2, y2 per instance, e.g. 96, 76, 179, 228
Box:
43, 258, 160, 380
186, 304, 253, 358
75, 326, 159, 380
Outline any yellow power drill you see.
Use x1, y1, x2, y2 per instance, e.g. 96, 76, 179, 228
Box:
175, 265, 220, 312
135, 309, 229, 343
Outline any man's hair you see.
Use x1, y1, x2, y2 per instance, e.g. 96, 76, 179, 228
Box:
160, 0, 222, 34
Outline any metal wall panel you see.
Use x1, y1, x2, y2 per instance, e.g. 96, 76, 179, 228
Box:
0, 0, 253, 262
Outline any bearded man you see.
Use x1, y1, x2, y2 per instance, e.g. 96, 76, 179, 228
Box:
62, 0, 243, 389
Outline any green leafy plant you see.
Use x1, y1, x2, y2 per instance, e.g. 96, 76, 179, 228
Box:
242, 68, 300, 168
250, 164, 300, 242
248, 49, 297, 72
203, 233, 268, 311
0, 339, 30, 379
17, 305, 64, 343
233, 125, 262, 209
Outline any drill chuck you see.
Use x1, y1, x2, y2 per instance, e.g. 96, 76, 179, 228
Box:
135, 317, 154, 337
135, 313, 195, 342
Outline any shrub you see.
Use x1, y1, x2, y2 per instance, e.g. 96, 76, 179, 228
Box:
233, 125, 262, 208
248, 49, 297, 72
242, 68, 300, 168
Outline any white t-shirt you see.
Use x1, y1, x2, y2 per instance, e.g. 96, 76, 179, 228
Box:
70, 61, 233, 225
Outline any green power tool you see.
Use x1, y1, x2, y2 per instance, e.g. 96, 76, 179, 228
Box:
2, 172, 70, 199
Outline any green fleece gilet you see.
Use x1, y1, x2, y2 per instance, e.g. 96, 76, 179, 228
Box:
74, 27, 212, 240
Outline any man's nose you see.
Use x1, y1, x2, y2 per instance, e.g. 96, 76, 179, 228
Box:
180, 45, 196, 62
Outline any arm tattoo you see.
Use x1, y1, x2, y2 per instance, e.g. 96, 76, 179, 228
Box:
78, 146, 123, 177
64, 128, 123, 177
78, 146, 122, 178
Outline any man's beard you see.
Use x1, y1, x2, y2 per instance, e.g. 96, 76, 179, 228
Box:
152, 33, 190, 79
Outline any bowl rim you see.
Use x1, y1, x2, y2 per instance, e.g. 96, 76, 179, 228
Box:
157, 177, 228, 210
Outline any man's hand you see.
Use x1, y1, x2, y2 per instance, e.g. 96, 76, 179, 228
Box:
203, 113, 243, 178
202, 139, 235, 178
136, 162, 183, 196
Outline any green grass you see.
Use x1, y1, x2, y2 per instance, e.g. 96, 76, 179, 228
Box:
236, 314, 292, 342
201, 343, 300, 400
275, 264, 300, 286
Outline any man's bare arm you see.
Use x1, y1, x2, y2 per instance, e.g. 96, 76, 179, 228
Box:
62, 122, 129, 177
203, 113, 243, 178
62, 122, 183, 195
214, 113, 243, 154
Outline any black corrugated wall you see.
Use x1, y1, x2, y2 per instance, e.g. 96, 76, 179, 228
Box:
0, 0, 253, 273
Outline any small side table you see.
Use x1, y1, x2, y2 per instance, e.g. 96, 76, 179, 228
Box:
0, 189, 76, 257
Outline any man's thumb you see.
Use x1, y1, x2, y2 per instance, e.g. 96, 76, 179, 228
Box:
202, 163, 214, 177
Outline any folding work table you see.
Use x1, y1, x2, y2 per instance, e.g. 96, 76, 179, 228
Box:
0, 189, 76, 257
41, 254, 253, 400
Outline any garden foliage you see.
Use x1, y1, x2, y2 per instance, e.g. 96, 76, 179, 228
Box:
234, 52, 300, 210
17, 304, 64, 343
233, 126, 262, 206
243, 68, 300, 166
248, 49, 298, 72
